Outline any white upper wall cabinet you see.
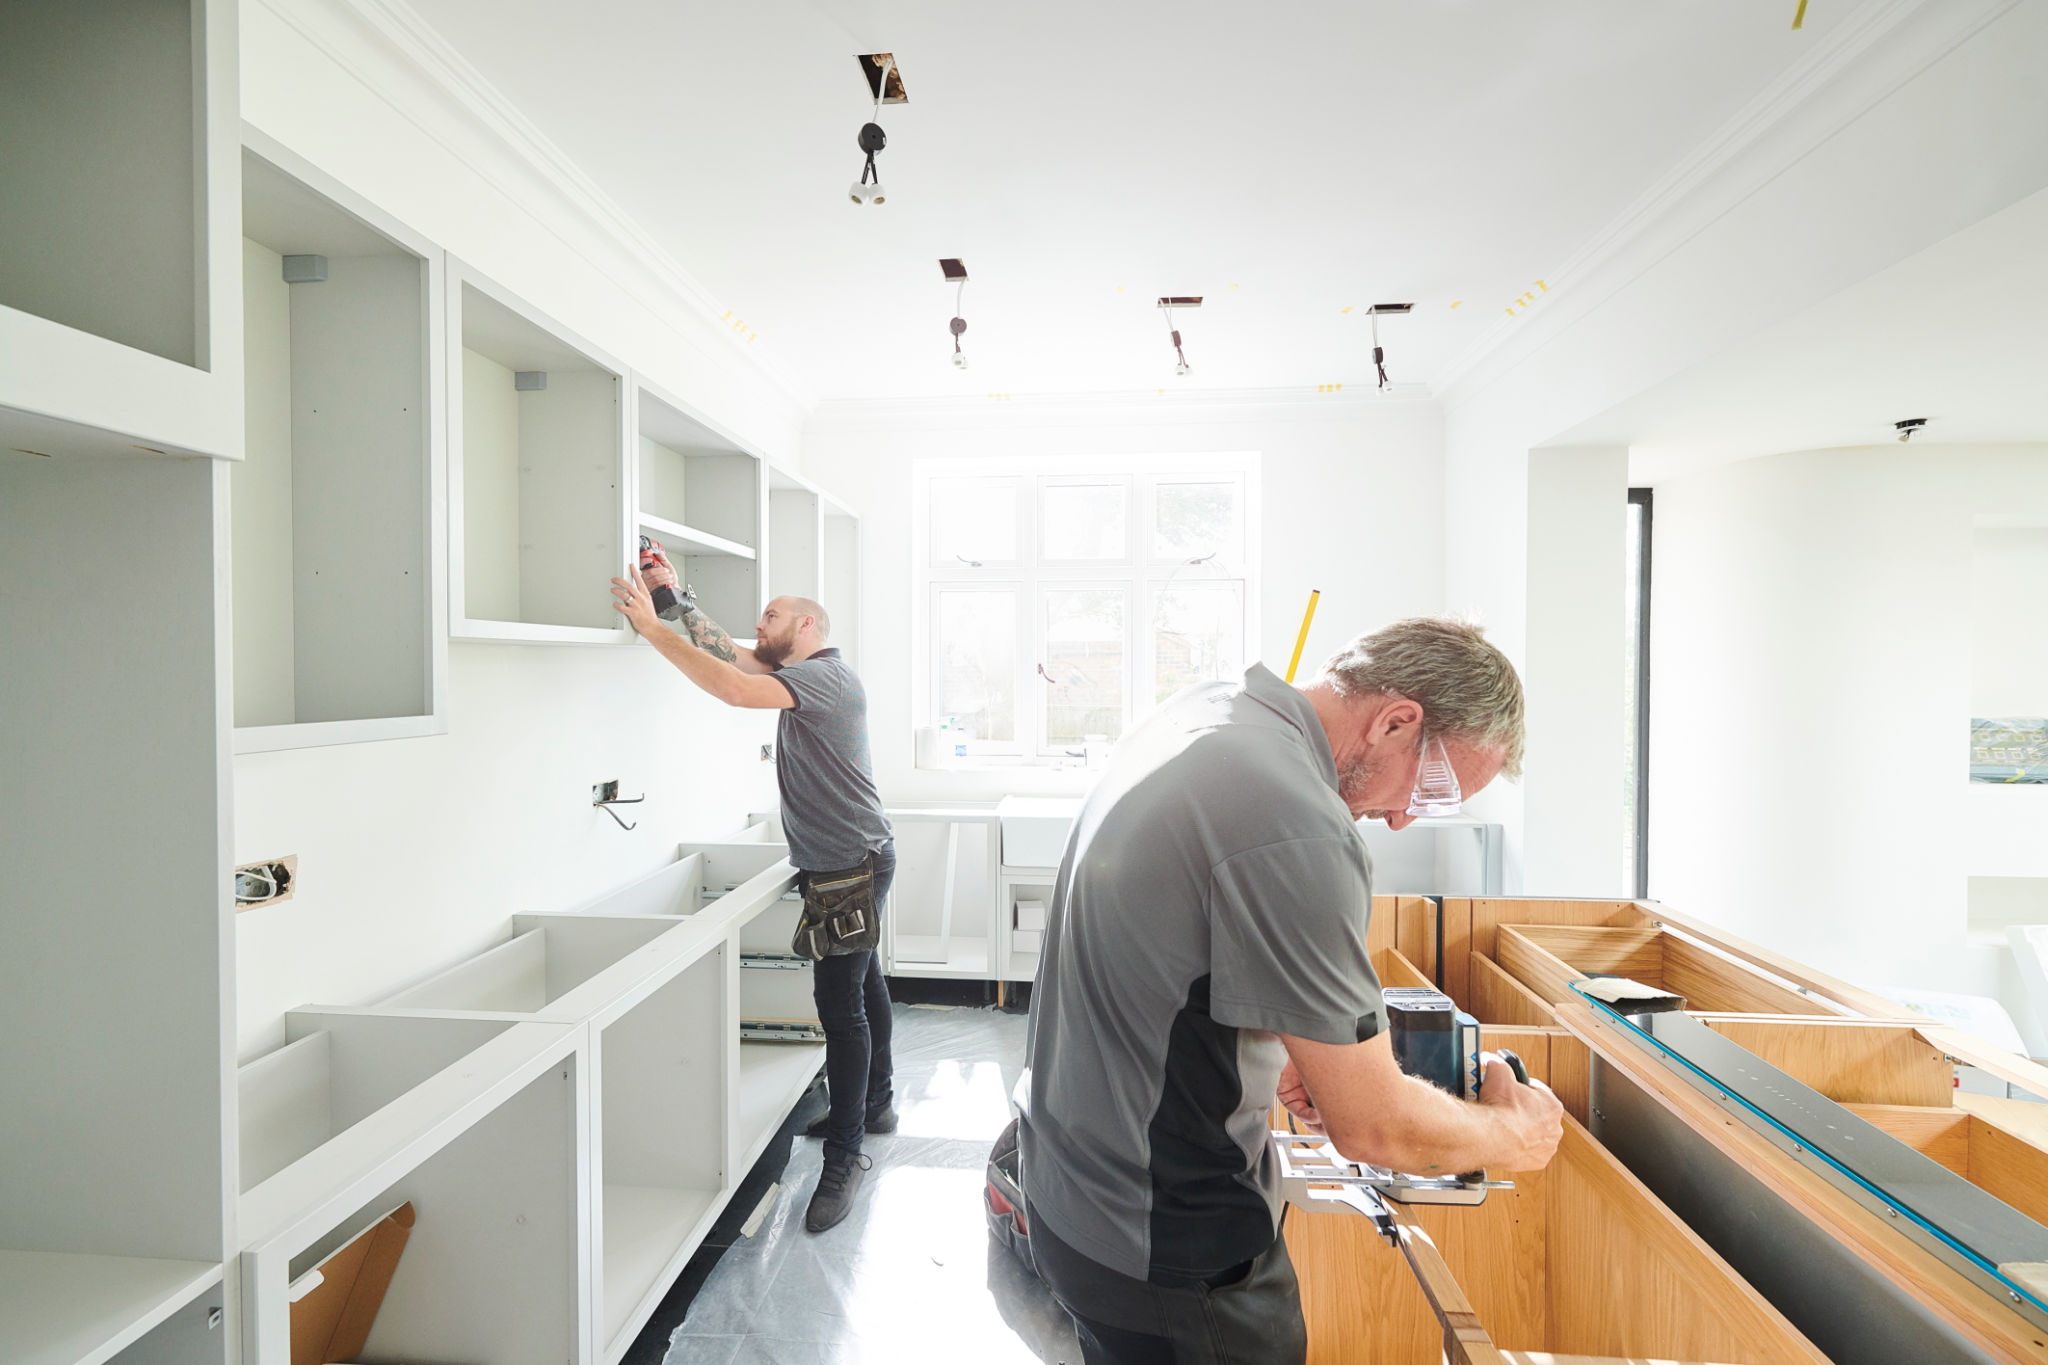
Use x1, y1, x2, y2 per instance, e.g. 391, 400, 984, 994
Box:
767, 470, 823, 602
822, 496, 861, 669
450, 261, 630, 644
0, 0, 245, 462
234, 143, 447, 752
633, 384, 763, 639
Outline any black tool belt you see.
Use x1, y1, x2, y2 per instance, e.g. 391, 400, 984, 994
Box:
792, 853, 881, 959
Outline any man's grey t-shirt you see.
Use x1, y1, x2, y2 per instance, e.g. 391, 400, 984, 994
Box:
769, 648, 893, 871
1019, 663, 1382, 1281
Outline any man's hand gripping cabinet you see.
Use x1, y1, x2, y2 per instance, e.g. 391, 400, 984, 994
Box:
1273, 986, 1524, 1245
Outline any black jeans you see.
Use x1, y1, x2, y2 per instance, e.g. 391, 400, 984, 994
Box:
808, 842, 895, 1159
1029, 1212, 1307, 1365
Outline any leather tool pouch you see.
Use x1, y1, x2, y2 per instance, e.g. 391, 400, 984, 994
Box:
792, 854, 881, 960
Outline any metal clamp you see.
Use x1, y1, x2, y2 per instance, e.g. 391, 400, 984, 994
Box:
1273, 1130, 1512, 1245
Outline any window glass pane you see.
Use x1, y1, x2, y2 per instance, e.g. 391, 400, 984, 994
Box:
1153, 584, 1245, 702
1042, 482, 1127, 561
1153, 481, 1241, 563
1043, 589, 1126, 744
936, 589, 1016, 742
930, 479, 1018, 566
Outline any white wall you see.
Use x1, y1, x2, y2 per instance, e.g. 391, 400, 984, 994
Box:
1649, 444, 2048, 1042
801, 393, 1445, 806
1442, 0, 2048, 891
1973, 527, 2048, 717
1523, 446, 1631, 896
231, 2, 800, 1055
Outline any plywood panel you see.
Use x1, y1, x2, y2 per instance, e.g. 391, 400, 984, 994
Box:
1640, 901, 1902, 1018
1560, 1000, 2048, 1365
1512, 926, 1665, 981
1495, 929, 1588, 1007
1470, 954, 1558, 1028
1968, 1117, 2048, 1228
1291, 1166, 1549, 1364
1378, 948, 1435, 992
1392, 896, 1436, 987
1372, 893, 1405, 962
1844, 1104, 1972, 1173
1549, 1035, 1591, 1129
1699, 1017, 1952, 1108
1291, 1202, 1441, 1365
1442, 898, 1473, 1005
1545, 1120, 1827, 1364
1456, 900, 1650, 978
1661, 939, 1812, 1015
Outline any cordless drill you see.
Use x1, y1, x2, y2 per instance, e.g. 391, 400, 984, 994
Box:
637, 536, 691, 620
1383, 986, 1528, 1095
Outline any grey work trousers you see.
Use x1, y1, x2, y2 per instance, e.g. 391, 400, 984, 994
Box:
1028, 1210, 1308, 1365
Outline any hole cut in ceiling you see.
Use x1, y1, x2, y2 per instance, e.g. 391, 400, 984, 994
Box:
859, 54, 906, 102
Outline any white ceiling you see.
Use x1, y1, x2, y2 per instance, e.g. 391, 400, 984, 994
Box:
1559, 182, 2048, 482
401, 0, 1862, 402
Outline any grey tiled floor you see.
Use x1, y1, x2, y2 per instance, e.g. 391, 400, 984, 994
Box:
650, 1005, 1081, 1365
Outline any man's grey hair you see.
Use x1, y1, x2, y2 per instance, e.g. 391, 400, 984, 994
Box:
790, 596, 832, 642
1317, 617, 1525, 777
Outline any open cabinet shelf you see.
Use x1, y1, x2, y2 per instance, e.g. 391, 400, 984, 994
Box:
240, 1025, 586, 1365
0, 1254, 224, 1365
634, 384, 762, 638
595, 946, 728, 1355
1, 456, 235, 1365
451, 262, 628, 645
233, 143, 444, 752
0, 0, 243, 462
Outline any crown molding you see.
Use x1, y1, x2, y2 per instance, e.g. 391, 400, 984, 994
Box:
807, 382, 1437, 431
1435, 0, 2016, 404
256, 0, 815, 411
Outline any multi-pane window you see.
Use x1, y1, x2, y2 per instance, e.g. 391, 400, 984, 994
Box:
919, 459, 1258, 760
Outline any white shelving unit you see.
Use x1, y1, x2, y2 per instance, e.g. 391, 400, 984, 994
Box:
587, 946, 727, 1356
233, 142, 445, 752
450, 261, 629, 644
0, 1255, 224, 1365
0, 0, 244, 462
634, 383, 763, 638
882, 809, 1001, 980
238, 1022, 586, 1365
2, 455, 235, 1365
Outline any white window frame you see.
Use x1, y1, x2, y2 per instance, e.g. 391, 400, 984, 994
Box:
914, 454, 1261, 764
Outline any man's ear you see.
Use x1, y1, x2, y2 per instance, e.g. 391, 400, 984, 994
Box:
1367, 694, 1424, 744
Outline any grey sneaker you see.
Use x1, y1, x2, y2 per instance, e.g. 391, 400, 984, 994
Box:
805, 1151, 872, 1233
803, 1101, 897, 1139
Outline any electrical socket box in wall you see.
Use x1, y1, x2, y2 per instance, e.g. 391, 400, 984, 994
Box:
234, 853, 299, 912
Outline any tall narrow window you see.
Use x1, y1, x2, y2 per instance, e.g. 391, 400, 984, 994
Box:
1623, 488, 1653, 898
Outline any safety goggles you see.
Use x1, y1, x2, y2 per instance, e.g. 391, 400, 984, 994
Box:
1406, 734, 1462, 818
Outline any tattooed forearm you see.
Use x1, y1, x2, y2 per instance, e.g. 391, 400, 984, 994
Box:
681, 606, 739, 662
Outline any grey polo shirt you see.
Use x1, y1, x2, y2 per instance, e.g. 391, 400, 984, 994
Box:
1019, 663, 1382, 1281
769, 648, 893, 871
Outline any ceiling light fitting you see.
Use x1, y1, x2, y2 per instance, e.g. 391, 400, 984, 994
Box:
1158, 297, 1201, 377
1895, 417, 1929, 443
850, 56, 896, 205
941, 258, 969, 369
1365, 303, 1413, 389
